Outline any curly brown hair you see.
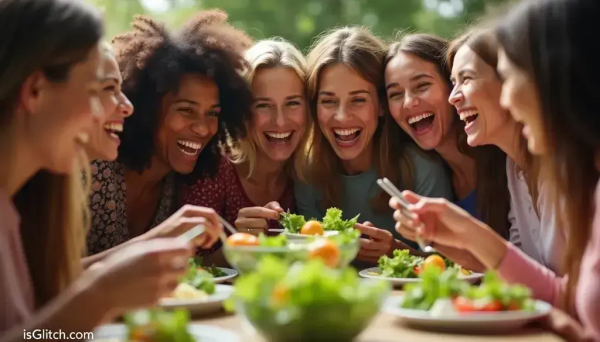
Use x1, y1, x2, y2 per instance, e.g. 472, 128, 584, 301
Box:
112, 10, 253, 179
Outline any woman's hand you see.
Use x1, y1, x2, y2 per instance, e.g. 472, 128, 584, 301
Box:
390, 191, 509, 270
235, 201, 283, 235
143, 205, 223, 248
543, 308, 593, 342
390, 191, 477, 250
88, 238, 193, 317
355, 222, 394, 264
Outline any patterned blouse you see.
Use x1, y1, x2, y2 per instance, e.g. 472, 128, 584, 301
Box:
86, 160, 179, 255
181, 156, 295, 256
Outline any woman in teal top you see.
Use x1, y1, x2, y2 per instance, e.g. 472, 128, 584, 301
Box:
295, 26, 453, 266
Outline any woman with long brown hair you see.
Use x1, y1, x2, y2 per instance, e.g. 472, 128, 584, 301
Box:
436, 28, 564, 273
391, 0, 600, 339
385, 33, 511, 270
296, 26, 452, 265
0, 0, 219, 339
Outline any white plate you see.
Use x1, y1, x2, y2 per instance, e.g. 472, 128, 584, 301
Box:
159, 284, 233, 316
210, 267, 238, 283
358, 267, 483, 286
91, 323, 241, 342
383, 295, 551, 333
283, 230, 339, 240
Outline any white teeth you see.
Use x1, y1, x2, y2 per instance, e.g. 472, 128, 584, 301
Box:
265, 131, 292, 139
103, 123, 123, 133
459, 110, 479, 121
176, 139, 202, 150
76, 132, 89, 144
333, 128, 360, 136
408, 113, 435, 125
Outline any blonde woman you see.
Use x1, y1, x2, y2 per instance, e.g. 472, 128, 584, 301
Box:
295, 27, 452, 266
182, 39, 309, 256
0, 0, 219, 339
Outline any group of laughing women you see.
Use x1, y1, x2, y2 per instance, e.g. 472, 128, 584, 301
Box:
0, 0, 599, 340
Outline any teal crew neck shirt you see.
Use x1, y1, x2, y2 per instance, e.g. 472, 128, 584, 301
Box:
294, 147, 453, 248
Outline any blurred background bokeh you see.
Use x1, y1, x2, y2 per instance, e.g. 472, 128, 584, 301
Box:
89, 0, 514, 51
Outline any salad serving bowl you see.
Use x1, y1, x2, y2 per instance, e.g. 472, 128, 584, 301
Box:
229, 257, 391, 342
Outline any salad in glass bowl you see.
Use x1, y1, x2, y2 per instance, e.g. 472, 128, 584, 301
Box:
226, 256, 390, 342
223, 229, 360, 274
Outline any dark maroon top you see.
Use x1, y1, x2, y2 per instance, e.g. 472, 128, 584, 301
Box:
181, 156, 294, 256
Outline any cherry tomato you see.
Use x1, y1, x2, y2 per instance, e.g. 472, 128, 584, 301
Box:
413, 265, 421, 275
308, 239, 340, 267
422, 255, 446, 271
227, 232, 259, 246
301, 220, 324, 235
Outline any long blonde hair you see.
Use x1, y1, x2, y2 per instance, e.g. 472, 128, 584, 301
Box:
230, 38, 311, 179
0, 0, 101, 308
300, 26, 412, 212
14, 154, 90, 307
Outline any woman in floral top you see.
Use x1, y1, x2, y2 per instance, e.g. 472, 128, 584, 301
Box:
182, 39, 310, 258
85, 11, 254, 255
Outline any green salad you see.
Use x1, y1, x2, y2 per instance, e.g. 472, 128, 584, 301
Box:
279, 207, 359, 233
377, 250, 469, 279
402, 267, 535, 312
258, 232, 288, 247
125, 309, 194, 342
226, 256, 389, 342
378, 249, 424, 278
180, 258, 216, 295
189, 256, 226, 277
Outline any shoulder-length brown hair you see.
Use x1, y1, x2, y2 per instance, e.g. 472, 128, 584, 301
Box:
300, 26, 412, 212
387, 33, 510, 239
496, 0, 599, 311
0, 0, 103, 307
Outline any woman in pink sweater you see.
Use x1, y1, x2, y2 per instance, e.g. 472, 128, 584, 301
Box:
390, 0, 599, 340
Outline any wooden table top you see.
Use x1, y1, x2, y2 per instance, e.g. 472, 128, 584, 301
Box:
193, 290, 565, 342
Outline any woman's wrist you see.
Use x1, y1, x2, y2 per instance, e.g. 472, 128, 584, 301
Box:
462, 220, 509, 270
78, 265, 116, 321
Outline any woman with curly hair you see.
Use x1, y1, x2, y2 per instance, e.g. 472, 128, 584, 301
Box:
86, 10, 254, 255
0, 0, 212, 339
181, 38, 309, 262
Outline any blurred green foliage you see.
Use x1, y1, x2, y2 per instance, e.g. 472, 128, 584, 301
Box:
89, 0, 512, 51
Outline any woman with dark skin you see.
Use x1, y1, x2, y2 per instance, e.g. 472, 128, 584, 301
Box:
86, 11, 253, 256
0, 0, 216, 339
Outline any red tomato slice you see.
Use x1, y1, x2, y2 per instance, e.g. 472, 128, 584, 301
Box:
480, 300, 503, 312
507, 301, 521, 311
453, 296, 475, 312
413, 265, 421, 275
453, 297, 503, 312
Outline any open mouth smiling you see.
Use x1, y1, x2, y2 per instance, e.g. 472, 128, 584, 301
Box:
332, 128, 361, 146
459, 110, 479, 125
103, 122, 123, 139
264, 131, 294, 144
407, 112, 435, 133
176, 139, 202, 156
